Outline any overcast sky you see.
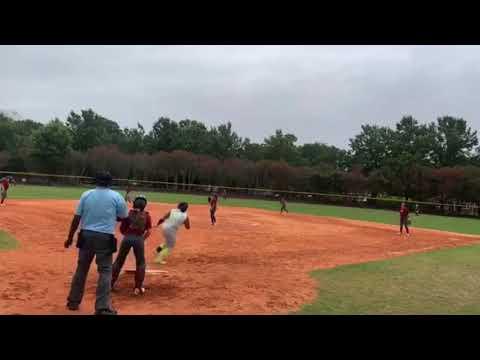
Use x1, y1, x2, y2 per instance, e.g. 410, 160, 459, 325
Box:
1, 45, 480, 149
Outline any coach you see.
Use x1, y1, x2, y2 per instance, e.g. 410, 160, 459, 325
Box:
64, 171, 128, 315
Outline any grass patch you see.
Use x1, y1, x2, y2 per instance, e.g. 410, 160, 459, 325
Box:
297, 244, 480, 314
0, 230, 18, 250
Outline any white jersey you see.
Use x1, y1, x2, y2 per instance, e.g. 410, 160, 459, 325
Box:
162, 209, 187, 232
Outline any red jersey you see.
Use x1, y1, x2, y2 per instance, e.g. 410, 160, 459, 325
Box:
1, 179, 9, 191
120, 210, 152, 236
209, 196, 218, 211
400, 207, 409, 219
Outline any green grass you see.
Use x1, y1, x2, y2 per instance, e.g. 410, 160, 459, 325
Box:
0, 230, 18, 250
9, 184, 480, 235
297, 244, 480, 314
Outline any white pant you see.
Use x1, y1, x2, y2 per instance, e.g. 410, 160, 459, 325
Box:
162, 227, 177, 249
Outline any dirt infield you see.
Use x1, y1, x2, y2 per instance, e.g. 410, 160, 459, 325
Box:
1, 200, 479, 315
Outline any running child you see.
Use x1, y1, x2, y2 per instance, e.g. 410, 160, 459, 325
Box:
208, 193, 218, 225
399, 202, 410, 236
1, 176, 15, 205
111, 195, 152, 295
280, 196, 288, 214
154, 202, 190, 264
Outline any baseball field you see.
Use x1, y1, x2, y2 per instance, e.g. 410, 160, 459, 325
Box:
2, 184, 480, 315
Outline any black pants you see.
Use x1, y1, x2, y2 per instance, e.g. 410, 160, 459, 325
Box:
210, 208, 217, 224
400, 218, 409, 234
111, 234, 146, 289
280, 205, 288, 213
67, 230, 116, 311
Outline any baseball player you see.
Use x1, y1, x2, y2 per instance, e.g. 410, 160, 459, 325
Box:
125, 184, 133, 204
0, 176, 15, 205
111, 195, 152, 296
208, 193, 218, 225
399, 202, 410, 236
154, 202, 190, 265
280, 196, 288, 214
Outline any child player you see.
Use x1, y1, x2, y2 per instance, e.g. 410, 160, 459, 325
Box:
111, 195, 152, 295
399, 202, 410, 236
280, 196, 288, 214
154, 202, 190, 265
0, 176, 15, 206
125, 183, 133, 204
208, 193, 218, 225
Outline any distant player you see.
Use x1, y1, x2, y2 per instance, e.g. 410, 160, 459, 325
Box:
222, 189, 227, 200
280, 196, 288, 214
154, 202, 190, 265
208, 193, 219, 225
0, 176, 15, 205
415, 203, 420, 216
111, 195, 152, 296
125, 184, 133, 204
399, 202, 410, 236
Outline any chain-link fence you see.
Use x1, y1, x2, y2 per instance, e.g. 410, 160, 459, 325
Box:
2, 170, 479, 219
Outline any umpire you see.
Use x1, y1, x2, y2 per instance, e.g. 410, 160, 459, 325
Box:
64, 171, 128, 315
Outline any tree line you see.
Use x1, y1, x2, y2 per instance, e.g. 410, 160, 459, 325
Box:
1, 109, 479, 204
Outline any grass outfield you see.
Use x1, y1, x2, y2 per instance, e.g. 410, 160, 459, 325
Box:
297, 244, 480, 314
8, 184, 480, 235
0, 230, 18, 250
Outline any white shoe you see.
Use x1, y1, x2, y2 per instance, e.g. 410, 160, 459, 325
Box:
134, 287, 145, 296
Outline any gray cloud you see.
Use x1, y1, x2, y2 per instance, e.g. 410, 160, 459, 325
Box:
1, 45, 480, 148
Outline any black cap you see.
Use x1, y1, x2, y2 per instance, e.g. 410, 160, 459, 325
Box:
95, 171, 113, 187
133, 195, 147, 210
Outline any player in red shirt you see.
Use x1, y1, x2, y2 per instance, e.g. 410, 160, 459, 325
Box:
208, 193, 218, 225
111, 195, 152, 295
1, 176, 15, 205
399, 202, 410, 236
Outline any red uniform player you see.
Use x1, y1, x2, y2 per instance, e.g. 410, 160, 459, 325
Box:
399, 202, 410, 236
208, 193, 218, 225
0, 176, 15, 205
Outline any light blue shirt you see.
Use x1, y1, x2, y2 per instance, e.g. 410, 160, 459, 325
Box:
75, 187, 128, 235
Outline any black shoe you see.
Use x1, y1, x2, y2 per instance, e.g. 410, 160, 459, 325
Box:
95, 308, 118, 315
156, 246, 163, 253
67, 302, 79, 311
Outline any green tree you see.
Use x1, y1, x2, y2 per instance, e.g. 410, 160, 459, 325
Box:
178, 119, 210, 154
32, 119, 72, 173
148, 117, 180, 152
0, 114, 15, 151
300, 142, 347, 168
240, 138, 265, 162
66, 109, 123, 152
263, 129, 300, 164
387, 116, 438, 199
208, 122, 242, 159
349, 125, 395, 173
120, 123, 146, 154
433, 116, 478, 167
